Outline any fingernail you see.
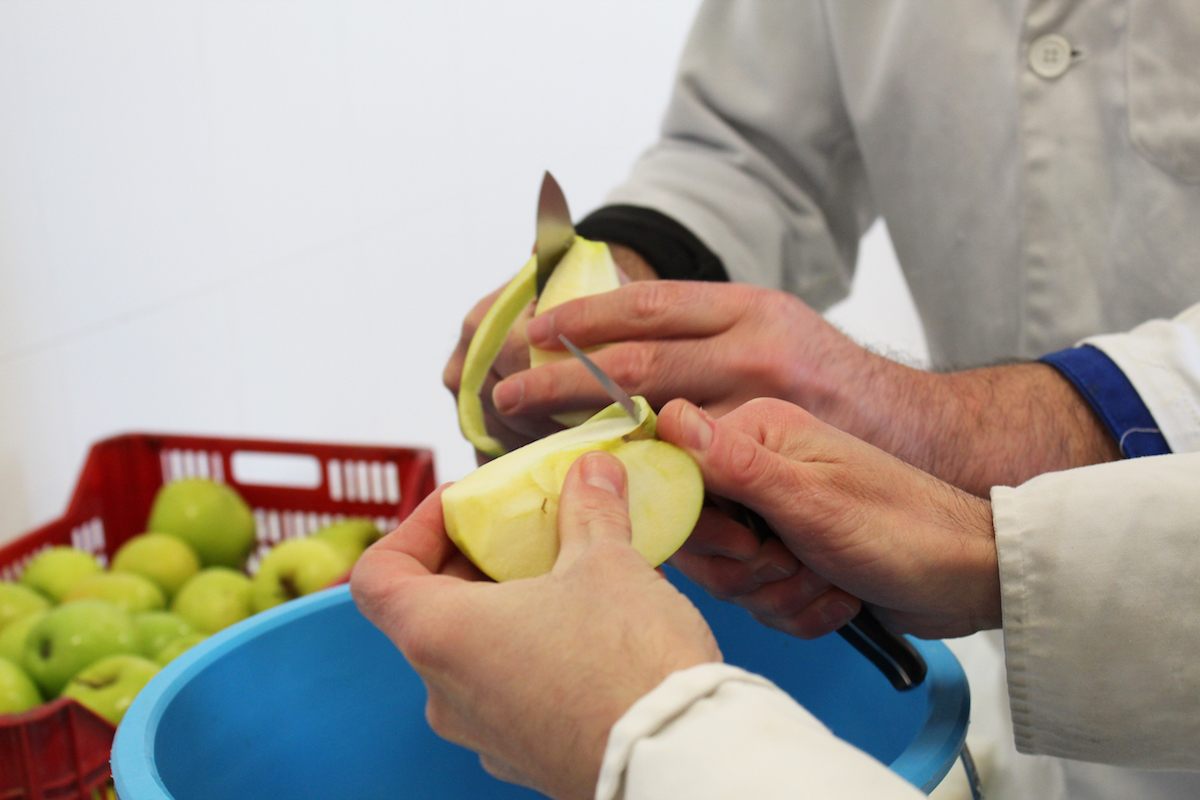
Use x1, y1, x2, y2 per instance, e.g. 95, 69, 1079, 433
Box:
492, 380, 522, 414
581, 452, 624, 497
680, 403, 715, 451
526, 315, 553, 346
820, 600, 857, 629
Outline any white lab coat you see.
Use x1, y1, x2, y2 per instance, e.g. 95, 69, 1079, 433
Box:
594, 306, 1200, 798
600, 3, 1200, 797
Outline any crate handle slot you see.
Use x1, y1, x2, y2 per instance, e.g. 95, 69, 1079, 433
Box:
230, 451, 323, 489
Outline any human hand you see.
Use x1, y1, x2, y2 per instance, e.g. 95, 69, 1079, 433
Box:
656, 397, 1000, 640
350, 451, 720, 800
442, 246, 658, 460
490, 280, 872, 425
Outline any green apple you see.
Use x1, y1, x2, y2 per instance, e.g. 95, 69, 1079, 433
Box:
251, 539, 350, 613
19, 547, 103, 602
0, 582, 51, 633
0, 656, 41, 714
63, 572, 166, 613
171, 568, 254, 634
111, 532, 201, 599
313, 518, 381, 564
132, 611, 196, 659
60, 654, 159, 726
147, 478, 257, 569
153, 632, 208, 666
22, 601, 137, 696
457, 236, 621, 455
443, 397, 703, 581
0, 610, 47, 664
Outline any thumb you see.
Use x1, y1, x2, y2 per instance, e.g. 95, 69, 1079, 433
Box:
658, 399, 801, 520
554, 451, 633, 570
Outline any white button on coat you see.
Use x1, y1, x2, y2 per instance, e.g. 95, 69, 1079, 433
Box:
1029, 34, 1073, 79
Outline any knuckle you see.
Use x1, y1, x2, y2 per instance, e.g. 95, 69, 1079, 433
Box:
424, 696, 457, 741
442, 360, 462, 392
630, 281, 674, 322
725, 434, 772, 486
606, 344, 654, 393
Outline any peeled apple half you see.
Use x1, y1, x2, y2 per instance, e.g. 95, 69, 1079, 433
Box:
443, 397, 703, 582
457, 236, 620, 456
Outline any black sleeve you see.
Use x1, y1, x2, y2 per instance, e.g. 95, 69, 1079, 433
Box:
575, 205, 729, 282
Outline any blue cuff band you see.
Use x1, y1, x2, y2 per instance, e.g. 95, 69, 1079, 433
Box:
1040, 345, 1171, 458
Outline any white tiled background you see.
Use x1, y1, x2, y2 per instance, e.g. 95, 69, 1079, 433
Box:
0, 0, 925, 544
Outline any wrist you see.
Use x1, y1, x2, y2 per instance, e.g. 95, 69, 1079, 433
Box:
607, 243, 659, 281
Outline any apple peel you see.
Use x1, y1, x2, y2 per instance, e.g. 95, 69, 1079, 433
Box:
457, 236, 622, 455
443, 397, 703, 582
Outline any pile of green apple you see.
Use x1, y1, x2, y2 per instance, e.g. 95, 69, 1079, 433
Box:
0, 478, 381, 727
449, 235, 703, 581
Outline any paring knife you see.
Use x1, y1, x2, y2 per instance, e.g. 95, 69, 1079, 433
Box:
535, 171, 576, 297
559, 334, 927, 691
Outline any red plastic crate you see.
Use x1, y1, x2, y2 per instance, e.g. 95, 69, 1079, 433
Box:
0, 432, 436, 800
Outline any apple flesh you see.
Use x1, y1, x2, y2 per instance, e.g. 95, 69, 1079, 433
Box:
457, 235, 621, 456
443, 397, 702, 582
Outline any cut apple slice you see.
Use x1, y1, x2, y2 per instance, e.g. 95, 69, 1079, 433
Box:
443, 397, 702, 582
457, 236, 621, 455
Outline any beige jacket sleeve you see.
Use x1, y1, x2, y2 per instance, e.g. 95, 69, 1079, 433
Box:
604, 1, 874, 309
594, 663, 923, 800
1083, 303, 1200, 453
994, 452, 1200, 768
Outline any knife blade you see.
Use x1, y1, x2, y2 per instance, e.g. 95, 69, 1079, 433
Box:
535, 171, 576, 297
560, 332, 925, 690
558, 335, 639, 422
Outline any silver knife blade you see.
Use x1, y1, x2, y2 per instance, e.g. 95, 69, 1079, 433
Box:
558, 335, 640, 422
535, 171, 576, 296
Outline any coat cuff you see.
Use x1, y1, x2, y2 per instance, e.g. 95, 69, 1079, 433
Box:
576, 205, 729, 283
1040, 345, 1170, 458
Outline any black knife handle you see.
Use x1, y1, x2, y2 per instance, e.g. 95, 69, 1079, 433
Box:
733, 503, 926, 692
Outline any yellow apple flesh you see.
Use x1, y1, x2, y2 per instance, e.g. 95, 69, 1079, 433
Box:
443, 397, 702, 582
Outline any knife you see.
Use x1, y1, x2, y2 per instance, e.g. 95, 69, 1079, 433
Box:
535, 171, 576, 297
559, 333, 927, 691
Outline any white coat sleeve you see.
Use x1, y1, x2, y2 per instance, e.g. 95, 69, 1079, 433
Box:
993, 452, 1200, 768
594, 663, 923, 800
602, 1, 875, 309
1083, 303, 1200, 453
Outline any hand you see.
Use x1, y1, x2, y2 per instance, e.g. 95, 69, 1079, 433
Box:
350, 452, 720, 800
656, 397, 1001, 640
490, 280, 871, 423
443, 245, 659, 460
486, 278, 1120, 495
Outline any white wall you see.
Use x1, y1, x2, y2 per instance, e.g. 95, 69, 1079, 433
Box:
0, 0, 925, 543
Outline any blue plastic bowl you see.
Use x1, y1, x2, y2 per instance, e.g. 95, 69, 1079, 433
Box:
113, 574, 968, 798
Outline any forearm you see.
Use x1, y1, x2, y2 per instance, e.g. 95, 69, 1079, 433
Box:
608, 243, 659, 282
829, 356, 1119, 497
